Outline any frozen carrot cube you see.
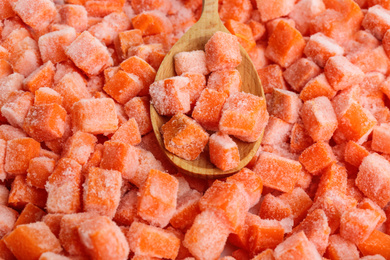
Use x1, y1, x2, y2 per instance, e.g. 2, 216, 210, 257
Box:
111, 118, 141, 146
14, 203, 45, 227
225, 19, 256, 52
205, 31, 242, 72
314, 163, 347, 200
356, 153, 390, 207
8, 175, 47, 210
103, 70, 142, 104
344, 140, 370, 167
130, 0, 170, 14
46, 158, 82, 214
207, 69, 242, 96
181, 72, 207, 108
249, 44, 269, 71
326, 234, 359, 260
300, 73, 337, 102
120, 56, 156, 96
72, 98, 118, 135
362, 5, 390, 40
257, 64, 287, 94
299, 141, 337, 175
3, 222, 61, 260
38, 27, 77, 64
301, 96, 338, 142
0, 59, 12, 80
336, 101, 377, 144
346, 178, 364, 203
65, 31, 113, 76
0, 205, 18, 238
226, 168, 263, 208
256, 0, 294, 22
0, 0, 15, 20
149, 77, 190, 116
59, 4, 88, 33
26, 157, 56, 190
265, 20, 306, 68
62, 131, 97, 166
113, 189, 137, 226
78, 215, 129, 260
290, 123, 313, 153
174, 50, 209, 76
23, 103, 67, 142
84, 0, 123, 17
131, 11, 173, 36
161, 113, 209, 160
170, 189, 201, 231
304, 32, 344, 67
191, 88, 227, 131
248, 20, 266, 42
209, 132, 239, 171
4, 137, 40, 175
283, 58, 321, 92
128, 43, 166, 70
371, 123, 390, 154
248, 218, 285, 254
23, 61, 55, 93
183, 209, 231, 260
269, 88, 302, 124
12, 0, 57, 30
219, 0, 252, 23
34, 87, 63, 106
340, 208, 381, 244
251, 249, 275, 260
42, 213, 63, 238
114, 29, 143, 59
0, 73, 24, 110
358, 229, 390, 259
274, 231, 322, 260
347, 45, 389, 74
279, 187, 313, 225
253, 152, 302, 193
288, 0, 325, 36
259, 193, 292, 221
219, 92, 269, 142
1, 90, 33, 128
358, 198, 387, 228
83, 167, 122, 219
324, 55, 364, 91
124, 96, 152, 136
199, 180, 248, 232
127, 221, 179, 259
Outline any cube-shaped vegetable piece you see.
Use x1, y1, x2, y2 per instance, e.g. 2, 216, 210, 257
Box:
120, 56, 156, 96
3, 222, 61, 260
358, 198, 387, 228
26, 157, 56, 189
127, 221, 180, 259
324, 55, 364, 91
219, 92, 269, 142
300, 73, 337, 102
288, 0, 325, 36
192, 88, 227, 131
269, 88, 302, 124
362, 5, 390, 40
304, 33, 344, 67
0, 59, 12, 79
274, 231, 322, 260
149, 76, 191, 116
199, 180, 248, 232
315, 163, 347, 201
59, 4, 88, 32
340, 208, 381, 244
100, 141, 139, 181
0, 125, 27, 142
256, 0, 295, 22
23, 104, 67, 142
0, 0, 14, 20
182, 72, 207, 108
46, 158, 82, 214
257, 64, 288, 94
103, 70, 143, 104
279, 187, 313, 225
65, 31, 113, 76
174, 50, 209, 75
262, 116, 292, 147
225, 19, 256, 52
226, 168, 263, 208
34, 87, 63, 105
62, 131, 97, 166
301, 96, 338, 142
1, 90, 33, 128
209, 132, 240, 171
356, 153, 390, 208
0, 205, 18, 238
283, 58, 321, 92
12, 0, 57, 30
291, 209, 330, 255
4, 137, 40, 175
170, 189, 201, 231
131, 11, 173, 36
265, 20, 306, 68
114, 29, 143, 59
161, 113, 209, 161
371, 123, 390, 154
137, 169, 178, 228
14, 203, 45, 227
131, 147, 165, 188
124, 96, 152, 136
111, 118, 141, 146
8, 175, 47, 210
38, 28, 77, 64
207, 69, 242, 96
299, 141, 337, 175
326, 234, 359, 260
344, 140, 370, 167
78, 215, 129, 260
23, 61, 55, 93
259, 194, 292, 221
248, 218, 285, 254
205, 31, 242, 72
113, 189, 138, 226
253, 152, 301, 193
84, 0, 123, 17
357, 230, 390, 259
83, 167, 122, 218
72, 98, 118, 135
183, 209, 231, 260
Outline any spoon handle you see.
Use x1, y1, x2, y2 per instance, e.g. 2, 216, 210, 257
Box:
200, 0, 220, 23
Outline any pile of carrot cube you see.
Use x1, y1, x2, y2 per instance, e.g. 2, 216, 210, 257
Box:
0, 0, 390, 259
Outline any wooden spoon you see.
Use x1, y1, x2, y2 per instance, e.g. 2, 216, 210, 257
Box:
150, 0, 265, 178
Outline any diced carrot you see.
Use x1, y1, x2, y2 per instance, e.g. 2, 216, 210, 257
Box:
314, 163, 347, 200
304, 33, 344, 68
299, 141, 337, 175
84, 0, 123, 17
225, 19, 256, 52
174, 50, 209, 76
283, 58, 321, 92
326, 234, 360, 260
257, 0, 295, 22
12, 0, 57, 31
269, 88, 302, 124
0, 0, 15, 20
274, 231, 322, 259
207, 69, 242, 96
14, 203, 45, 227
344, 140, 370, 167
8, 175, 47, 209
103, 70, 143, 104
58, 4, 88, 32
61, 131, 97, 166
128, 43, 166, 70
248, 218, 285, 255
300, 73, 337, 102
0, 205, 18, 238
34, 87, 63, 105
130, 0, 170, 14
4, 137, 40, 175
265, 20, 306, 68
1, 90, 34, 128
169, 189, 201, 231
347, 46, 389, 74
261, 116, 292, 147
26, 157, 56, 190
358, 198, 387, 228
219, 0, 252, 23
132, 11, 173, 36
248, 44, 269, 70
0, 237, 16, 260
288, 0, 326, 36
0, 59, 12, 80
371, 123, 390, 154
279, 187, 313, 225
290, 123, 314, 153
259, 193, 292, 221
42, 213, 63, 238
346, 178, 364, 203
362, 5, 390, 40
257, 64, 288, 94
114, 29, 143, 59
358, 230, 390, 259
209, 132, 240, 171
112, 189, 137, 226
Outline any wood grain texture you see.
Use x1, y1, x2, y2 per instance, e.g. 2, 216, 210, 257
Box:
150, 0, 265, 178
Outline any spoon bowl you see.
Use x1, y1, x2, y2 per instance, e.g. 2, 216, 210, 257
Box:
150, 0, 265, 178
